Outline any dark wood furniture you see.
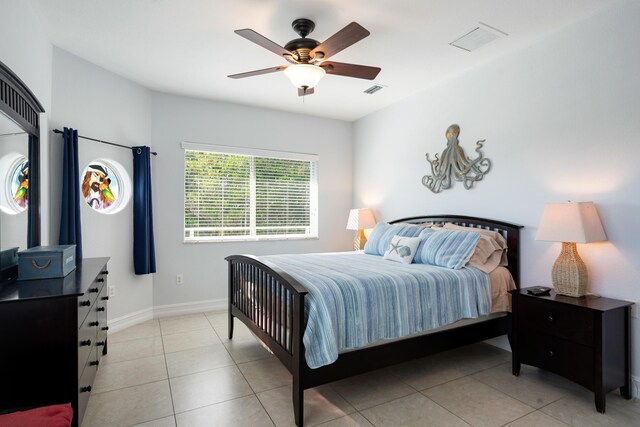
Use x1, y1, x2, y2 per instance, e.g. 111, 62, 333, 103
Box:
0, 258, 110, 427
510, 287, 632, 412
227, 215, 523, 426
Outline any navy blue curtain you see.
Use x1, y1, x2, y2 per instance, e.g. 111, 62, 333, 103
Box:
59, 127, 83, 260
132, 146, 156, 274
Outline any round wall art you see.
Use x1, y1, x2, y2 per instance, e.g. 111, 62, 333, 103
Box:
0, 153, 29, 215
81, 159, 131, 214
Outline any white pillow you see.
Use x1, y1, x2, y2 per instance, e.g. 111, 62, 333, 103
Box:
383, 235, 422, 264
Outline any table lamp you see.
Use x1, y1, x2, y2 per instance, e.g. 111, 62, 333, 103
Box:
535, 202, 607, 297
346, 208, 377, 250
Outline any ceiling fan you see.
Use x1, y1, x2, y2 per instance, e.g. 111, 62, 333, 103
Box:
228, 18, 381, 96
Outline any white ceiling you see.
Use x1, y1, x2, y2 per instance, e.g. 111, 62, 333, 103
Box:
29, 0, 611, 121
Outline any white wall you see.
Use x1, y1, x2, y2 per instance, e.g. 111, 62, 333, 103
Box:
50, 48, 153, 321
151, 93, 353, 308
0, 0, 53, 244
353, 0, 640, 379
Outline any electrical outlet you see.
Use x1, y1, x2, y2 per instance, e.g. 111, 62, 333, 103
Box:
631, 302, 638, 319
176, 274, 184, 285
108, 286, 115, 297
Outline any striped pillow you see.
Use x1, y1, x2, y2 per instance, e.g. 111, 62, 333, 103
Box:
364, 223, 425, 256
414, 229, 480, 269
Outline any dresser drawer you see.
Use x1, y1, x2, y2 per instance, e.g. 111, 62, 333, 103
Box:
520, 329, 594, 390
77, 277, 104, 325
78, 347, 98, 427
78, 315, 97, 374
518, 297, 594, 346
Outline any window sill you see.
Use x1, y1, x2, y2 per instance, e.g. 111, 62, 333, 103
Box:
183, 235, 319, 244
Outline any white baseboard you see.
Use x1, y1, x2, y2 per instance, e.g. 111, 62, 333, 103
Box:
632, 376, 640, 399
108, 307, 154, 333
107, 299, 227, 333
153, 298, 227, 318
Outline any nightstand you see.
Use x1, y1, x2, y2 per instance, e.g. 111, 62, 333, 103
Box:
510, 288, 632, 413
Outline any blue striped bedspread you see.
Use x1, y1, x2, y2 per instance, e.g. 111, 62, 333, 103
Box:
262, 252, 491, 369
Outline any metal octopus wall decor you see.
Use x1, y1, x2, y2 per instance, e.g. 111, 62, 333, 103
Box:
422, 124, 491, 193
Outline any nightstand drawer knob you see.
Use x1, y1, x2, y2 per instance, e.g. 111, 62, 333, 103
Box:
547, 315, 554, 323
547, 350, 555, 357
79, 339, 92, 347
80, 385, 92, 393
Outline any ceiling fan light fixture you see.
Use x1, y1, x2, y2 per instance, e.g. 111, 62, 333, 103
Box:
284, 64, 326, 89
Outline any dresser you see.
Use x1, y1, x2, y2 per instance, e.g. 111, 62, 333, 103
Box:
0, 257, 109, 427
510, 288, 632, 413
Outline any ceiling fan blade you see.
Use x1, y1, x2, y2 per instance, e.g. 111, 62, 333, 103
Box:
298, 87, 315, 96
310, 22, 370, 60
321, 61, 381, 80
228, 66, 287, 79
234, 29, 293, 57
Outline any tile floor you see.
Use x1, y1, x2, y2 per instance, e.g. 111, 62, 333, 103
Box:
83, 312, 640, 427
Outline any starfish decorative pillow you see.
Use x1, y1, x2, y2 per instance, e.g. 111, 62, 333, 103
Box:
383, 235, 422, 264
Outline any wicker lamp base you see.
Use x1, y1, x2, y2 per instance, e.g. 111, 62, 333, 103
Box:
552, 242, 588, 297
353, 229, 367, 251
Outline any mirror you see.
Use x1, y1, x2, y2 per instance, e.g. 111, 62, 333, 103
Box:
0, 111, 29, 283
0, 60, 44, 285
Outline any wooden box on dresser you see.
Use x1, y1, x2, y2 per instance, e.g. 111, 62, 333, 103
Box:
510, 287, 632, 413
0, 257, 110, 427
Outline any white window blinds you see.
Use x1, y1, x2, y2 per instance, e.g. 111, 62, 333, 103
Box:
183, 143, 318, 242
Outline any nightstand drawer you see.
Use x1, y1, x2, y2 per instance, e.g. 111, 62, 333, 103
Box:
518, 297, 593, 346
520, 330, 594, 390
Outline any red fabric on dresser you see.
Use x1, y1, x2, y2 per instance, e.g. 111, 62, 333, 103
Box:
0, 403, 73, 427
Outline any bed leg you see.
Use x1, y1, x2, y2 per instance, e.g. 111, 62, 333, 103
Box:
228, 313, 234, 340
293, 378, 304, 426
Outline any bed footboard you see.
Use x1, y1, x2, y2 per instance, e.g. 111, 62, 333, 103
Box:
225, 255, 308, 426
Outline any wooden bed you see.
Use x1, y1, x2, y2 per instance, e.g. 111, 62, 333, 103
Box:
226, 215, 523, 426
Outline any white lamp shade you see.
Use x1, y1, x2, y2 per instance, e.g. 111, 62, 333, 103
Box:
346, 208, 377, 230
284, 64, 326, 89
535, 202, 607, 243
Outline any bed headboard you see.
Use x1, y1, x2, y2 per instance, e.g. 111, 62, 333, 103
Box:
390, 215, 524, 288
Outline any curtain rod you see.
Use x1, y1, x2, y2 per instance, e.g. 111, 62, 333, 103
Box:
52, 129, 158, 156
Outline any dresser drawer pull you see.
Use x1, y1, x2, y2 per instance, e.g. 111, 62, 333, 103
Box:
96, 341, 106, 347
88, 287, 99, 293
79, 339, 92, 347
96, 307, 105, 312
79, 300, 91, 307
102, 326, 109, 331
89, 321, 99, 327
547, 315, 555, 323
101, 296, 109, 301
89, 360, 100, 366
31, 259, 51, 269
547, 350, 555, 357
80, 386, 92, 393
102, 270, 109, 275
97, 278, 105, 283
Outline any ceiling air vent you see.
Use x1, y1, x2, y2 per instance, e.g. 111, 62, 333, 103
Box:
450, 22, 508, 52
364, 85, 384, 94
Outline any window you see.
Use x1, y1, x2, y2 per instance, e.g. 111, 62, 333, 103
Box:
182, 142, 318, 242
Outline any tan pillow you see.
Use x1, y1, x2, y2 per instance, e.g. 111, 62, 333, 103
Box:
442, 223, 508, 270
394, 222, 434, 228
